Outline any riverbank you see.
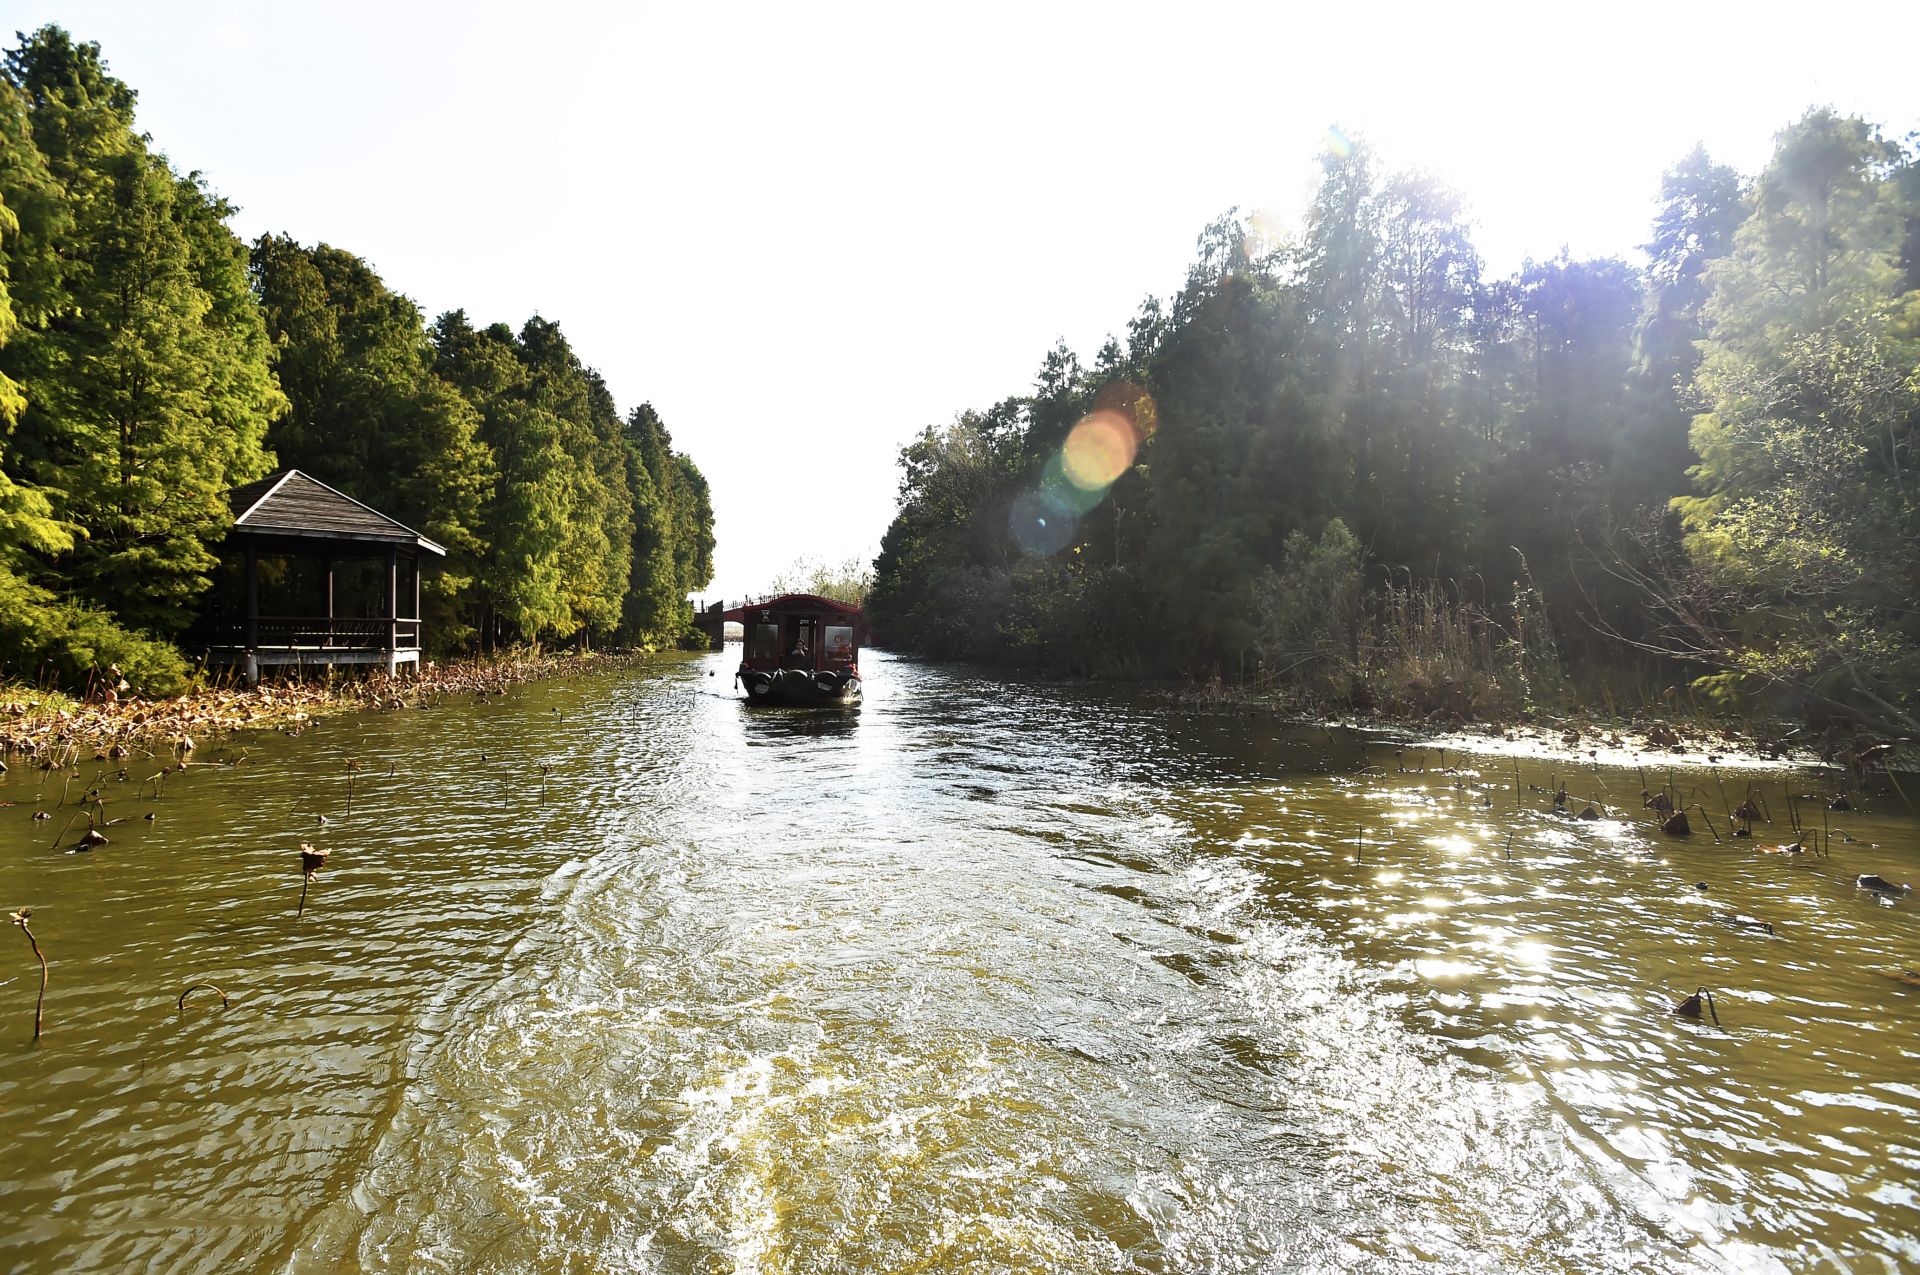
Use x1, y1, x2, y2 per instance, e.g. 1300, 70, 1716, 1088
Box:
0, 648, 675, 761
1148, 678, 1920, 785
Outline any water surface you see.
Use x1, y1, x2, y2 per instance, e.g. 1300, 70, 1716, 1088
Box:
0, 652, 1915, 1272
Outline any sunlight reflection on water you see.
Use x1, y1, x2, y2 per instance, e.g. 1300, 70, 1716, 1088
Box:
0, 652, 1914, 1273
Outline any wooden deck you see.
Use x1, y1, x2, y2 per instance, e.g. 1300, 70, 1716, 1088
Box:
197, 617, 424, 677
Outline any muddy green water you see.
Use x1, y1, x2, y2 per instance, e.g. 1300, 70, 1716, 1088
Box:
0, 652, 1916, 1273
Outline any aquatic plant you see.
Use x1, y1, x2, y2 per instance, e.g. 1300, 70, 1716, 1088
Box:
176, 983, 229, 1012
1673, 987, 1720, 1026
10, 909, 46, 1041
297, 843, 329, 917
50, 798, 113, 851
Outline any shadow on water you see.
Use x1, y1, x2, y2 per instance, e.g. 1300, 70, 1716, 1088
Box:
739, 704, 863, 743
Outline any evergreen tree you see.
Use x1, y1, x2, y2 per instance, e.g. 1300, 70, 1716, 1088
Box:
0, 26, 715, 685
250, 234, 494, 647
622, 402, 711, 646
431, 312, 572, 645
0, 29, 281, 637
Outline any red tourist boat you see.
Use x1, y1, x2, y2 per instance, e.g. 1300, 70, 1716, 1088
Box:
720, 593, 864, 705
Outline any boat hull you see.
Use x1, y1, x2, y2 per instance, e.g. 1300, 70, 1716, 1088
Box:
739, 667, 861, 706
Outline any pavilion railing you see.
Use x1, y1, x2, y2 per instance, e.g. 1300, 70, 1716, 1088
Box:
193, 617, 422, 651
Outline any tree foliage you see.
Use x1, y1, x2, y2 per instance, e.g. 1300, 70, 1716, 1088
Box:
768, 554, 875, 608
872, 111, 1920, 732
0, 26, 714, 689
1676, 111, 1919, 725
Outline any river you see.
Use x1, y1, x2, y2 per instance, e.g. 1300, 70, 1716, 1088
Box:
0, 651, 1915, 1273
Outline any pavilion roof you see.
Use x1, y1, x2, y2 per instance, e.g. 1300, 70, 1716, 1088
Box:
227, 469, 446, 556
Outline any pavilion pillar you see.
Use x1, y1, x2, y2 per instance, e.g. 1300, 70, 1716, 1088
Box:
323, 553, 334, 648
386, 545, 399, 674
243, 539, 259, 685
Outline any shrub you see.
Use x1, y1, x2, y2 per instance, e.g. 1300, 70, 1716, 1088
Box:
0, 569, 188, 695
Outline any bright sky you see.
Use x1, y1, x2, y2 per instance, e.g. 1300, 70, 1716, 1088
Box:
16, 2, 1915, 601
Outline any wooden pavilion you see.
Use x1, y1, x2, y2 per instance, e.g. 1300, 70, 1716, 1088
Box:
194, 470, 445, 683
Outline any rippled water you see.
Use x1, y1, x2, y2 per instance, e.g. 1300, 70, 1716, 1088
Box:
1, 652, 1916, 1273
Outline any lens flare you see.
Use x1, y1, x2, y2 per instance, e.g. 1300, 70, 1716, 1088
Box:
1093, 380, 1156, 439
1061, 410, 1139, 492
1009, 382, 1158, 557
1039, 455, 1105, 517
1009, 489, 1075, 556
1325, 125, 1353, 158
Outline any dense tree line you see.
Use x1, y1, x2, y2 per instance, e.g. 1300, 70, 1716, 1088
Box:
0, 28, 712, 692
872, 111, 1919, 734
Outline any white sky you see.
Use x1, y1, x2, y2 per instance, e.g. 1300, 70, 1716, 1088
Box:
14, 2, 1916, 601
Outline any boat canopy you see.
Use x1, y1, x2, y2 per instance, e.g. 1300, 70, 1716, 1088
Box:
725, 594, 863, 675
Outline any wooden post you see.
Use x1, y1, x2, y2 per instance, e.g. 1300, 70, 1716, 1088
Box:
323, 553, 334, 648
386, 545, 399, 674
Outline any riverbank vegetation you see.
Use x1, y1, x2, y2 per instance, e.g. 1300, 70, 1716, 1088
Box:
0, 27, 713, 697
870, 112, 1919, 739
0, 648, 662, 758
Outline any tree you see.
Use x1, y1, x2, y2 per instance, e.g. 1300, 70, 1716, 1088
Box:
1616, 146, 1745, 512
622, 401, 712, 647
251, 233, 494, 648
432, 311, 572, 644
0, 61, 186, 690
1676, 110, 1918, 728
768, 555, 874, 607
0, 27, 280, 642
516, 317, 632, 639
